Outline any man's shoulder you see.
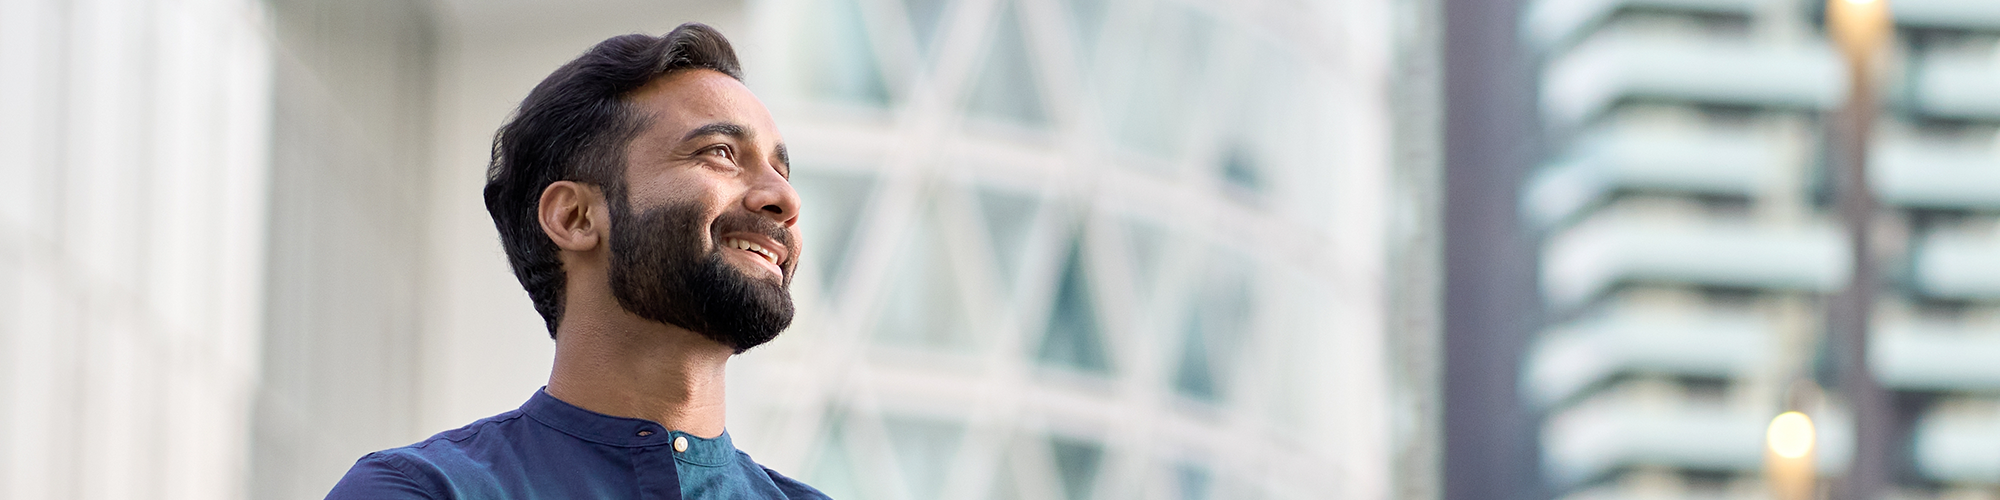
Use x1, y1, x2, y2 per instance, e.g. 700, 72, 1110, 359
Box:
389, 408, 533, 460
325, 410, 534, 500
757, 462, 832, 500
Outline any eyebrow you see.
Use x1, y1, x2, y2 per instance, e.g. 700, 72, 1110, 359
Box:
680, 122, 748, 143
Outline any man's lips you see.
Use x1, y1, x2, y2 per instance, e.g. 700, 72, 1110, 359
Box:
720, 233, 787, 277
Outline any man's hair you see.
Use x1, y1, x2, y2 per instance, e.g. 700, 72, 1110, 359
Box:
484, 23, 743, 336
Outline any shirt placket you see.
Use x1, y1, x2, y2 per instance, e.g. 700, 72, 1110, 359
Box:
630, 424, 684, 500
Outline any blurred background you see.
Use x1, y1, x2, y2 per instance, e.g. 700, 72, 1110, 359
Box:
4, 0, 2000, 499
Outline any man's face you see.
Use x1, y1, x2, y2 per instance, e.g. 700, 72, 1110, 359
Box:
606, 69, 802, 353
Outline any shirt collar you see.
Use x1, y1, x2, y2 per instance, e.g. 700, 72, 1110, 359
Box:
523, 387, 734, 450
669, 430, 737, 467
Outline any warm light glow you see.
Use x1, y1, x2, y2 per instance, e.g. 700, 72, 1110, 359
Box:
1827, 0, 1893, 59
1767, 411, 1817, 459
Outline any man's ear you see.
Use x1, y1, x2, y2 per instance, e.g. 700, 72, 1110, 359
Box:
539, 181, 607, 252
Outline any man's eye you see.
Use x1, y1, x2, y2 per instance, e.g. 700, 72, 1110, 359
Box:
706, 146, 733, 159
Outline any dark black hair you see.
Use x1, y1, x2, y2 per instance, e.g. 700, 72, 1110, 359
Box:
484, 23, 743, 336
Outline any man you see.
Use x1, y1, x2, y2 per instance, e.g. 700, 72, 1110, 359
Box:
326, 23, 826, 499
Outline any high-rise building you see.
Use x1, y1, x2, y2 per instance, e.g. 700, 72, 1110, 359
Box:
729, 0, 1436, 497
1518, 0, 2000, 498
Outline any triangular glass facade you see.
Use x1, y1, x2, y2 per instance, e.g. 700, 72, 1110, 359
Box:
749, 0, 1400, 497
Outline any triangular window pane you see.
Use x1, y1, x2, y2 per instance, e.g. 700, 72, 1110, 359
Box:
883, 415, 965, 500
1121, 218, 1168, 299
1064, 0, 1109, 60
1175, 463, 1213, 500
1173, 253, 1252, 401
808, 415, 865, 500
792, 171, 876, 299
1218, 146, 1263, 197
975, 187, 1039, 291
874, 206, 976, 351
1171, 315, 1217, 400
903, 0, 952, 58
987, 455, 1023, 500
966, 0, 1050, 126
1107, 7, 1210, 158
1049, 436, 1105, 500
1037, 238, 1110, 373
801, 0, 892, 105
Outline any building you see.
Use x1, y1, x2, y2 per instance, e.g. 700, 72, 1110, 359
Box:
1517, 0, 2000, 498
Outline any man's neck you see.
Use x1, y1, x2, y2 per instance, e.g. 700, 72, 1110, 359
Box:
546, 312, 735, 438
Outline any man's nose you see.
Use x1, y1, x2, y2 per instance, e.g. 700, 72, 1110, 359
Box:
742, 164, 800, 227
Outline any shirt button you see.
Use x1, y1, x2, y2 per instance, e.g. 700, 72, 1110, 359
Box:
673, 436, 689, 453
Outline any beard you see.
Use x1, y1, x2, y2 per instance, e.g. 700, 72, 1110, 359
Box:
605, 195, 797, 353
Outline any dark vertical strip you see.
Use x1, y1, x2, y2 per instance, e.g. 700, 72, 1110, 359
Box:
1830, 51, 1887, 500
1442, 0, 1545, 499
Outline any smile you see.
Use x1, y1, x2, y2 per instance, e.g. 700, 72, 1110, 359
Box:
724, 237, 781, 268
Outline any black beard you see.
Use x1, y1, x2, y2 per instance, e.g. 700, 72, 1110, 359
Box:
606, 196, 796, 353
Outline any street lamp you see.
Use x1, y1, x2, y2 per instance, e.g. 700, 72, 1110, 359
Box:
1767, 411, 1817, 500
1824, 1, 1892, 500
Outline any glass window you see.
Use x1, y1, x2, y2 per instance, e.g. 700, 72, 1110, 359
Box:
800, 0, 893, 105
883, 414, 966, 499
1049, 435, 1106, 500
965, 0, 1050, 127
792, 170, 878, 299
874, 204, 977, 352
975, 186, 1041, 294
901, 0, 953, 59
1037, 237, 1112, 373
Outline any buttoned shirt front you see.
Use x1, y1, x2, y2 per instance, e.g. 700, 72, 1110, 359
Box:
325, 389, 826, 500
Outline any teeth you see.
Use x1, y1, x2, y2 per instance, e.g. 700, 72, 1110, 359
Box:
728, 238, 777, 265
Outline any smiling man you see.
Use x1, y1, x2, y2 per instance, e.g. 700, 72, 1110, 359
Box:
326, 24, 826, 499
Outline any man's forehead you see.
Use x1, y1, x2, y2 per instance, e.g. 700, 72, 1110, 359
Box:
630, 69, 780, 140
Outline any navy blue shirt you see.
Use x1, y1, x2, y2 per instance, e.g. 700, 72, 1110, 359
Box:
325, 389, 827, 500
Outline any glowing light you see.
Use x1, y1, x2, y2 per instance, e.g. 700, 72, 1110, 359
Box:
1827, 0, 1893, 56
1767, 411, 1817, 459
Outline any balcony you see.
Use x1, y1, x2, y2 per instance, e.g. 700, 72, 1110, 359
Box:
1521, 0, 1755, 52
1542, 34, 1842, 129
1542, 386, 1852, 488
1541, 209, 1849, 310
1523, 124, 1785, 229
1896, 0, 2000, 32
1910, 53, 2000, 122
1912, 399, 2000, 485
1911, 228, 2000, 300
1875, 323, 2000, 392
1872, 140, 2000, 211
1524, 308, 1769, 408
